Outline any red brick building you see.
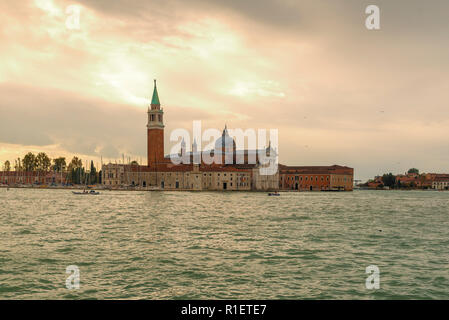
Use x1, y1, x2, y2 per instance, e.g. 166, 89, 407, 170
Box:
0, 171, 67, 186
278, 165, 354, 191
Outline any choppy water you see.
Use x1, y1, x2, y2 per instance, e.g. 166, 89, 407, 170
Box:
0, 188, 448, 299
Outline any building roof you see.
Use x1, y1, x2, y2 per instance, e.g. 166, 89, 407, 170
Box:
434, 175, 449, 182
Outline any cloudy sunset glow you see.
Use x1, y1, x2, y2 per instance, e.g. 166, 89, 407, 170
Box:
1, 0, 449, 180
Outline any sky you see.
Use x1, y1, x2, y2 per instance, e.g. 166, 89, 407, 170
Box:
1, 0, 449, 181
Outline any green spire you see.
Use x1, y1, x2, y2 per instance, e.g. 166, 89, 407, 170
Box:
151, 79, 160, 105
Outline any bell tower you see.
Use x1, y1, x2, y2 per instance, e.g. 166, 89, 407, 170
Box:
147, 79, 165, 167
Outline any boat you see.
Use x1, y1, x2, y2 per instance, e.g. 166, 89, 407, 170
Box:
72, 190, 100, 195
268, 192, 280, 196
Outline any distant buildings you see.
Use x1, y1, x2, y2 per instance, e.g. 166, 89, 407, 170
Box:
364, 172, 449, 190
431, 174, 449, 190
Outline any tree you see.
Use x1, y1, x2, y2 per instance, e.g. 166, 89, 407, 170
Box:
70, 167, 85, 185
68, 156, 83, 171
53, 157, 66, 172
130, 160, 139, 165
89, 160, 97, 184
381, 173, 396, 188
36, 152, 51, 172
408, 168, 419, 174
22, 152, 37, 171
14, 158, 22, 171
67, 157, 83, 184
3, 160, 10, 171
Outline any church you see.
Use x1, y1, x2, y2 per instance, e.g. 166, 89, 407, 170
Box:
101, 80, 279, 191
101, 81, 353, 191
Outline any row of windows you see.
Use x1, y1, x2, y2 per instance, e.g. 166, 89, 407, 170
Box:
105, 171, 250, 178
149, 114, 163, 122
284, 175, 353, 183
332, 177, 351, 182
285, 176, 329, 182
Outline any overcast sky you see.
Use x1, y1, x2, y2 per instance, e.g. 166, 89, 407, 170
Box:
1, 0, 449, 180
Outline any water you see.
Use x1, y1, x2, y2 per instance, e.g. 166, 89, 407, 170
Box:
0, 188, 448, 299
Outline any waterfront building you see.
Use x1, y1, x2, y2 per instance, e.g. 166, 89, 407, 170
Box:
0, 171, 67, 186
278, 165, 354, 191
432, 174, 449, 190
101, 81, 353, 191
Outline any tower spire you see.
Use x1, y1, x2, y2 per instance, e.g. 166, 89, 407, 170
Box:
151, 79, 160, 106
147, 79, 165, 167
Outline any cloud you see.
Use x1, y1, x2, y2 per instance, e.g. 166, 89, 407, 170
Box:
1, 0, 449, 180
0, 83, 144, 158
0, 83, 222, 161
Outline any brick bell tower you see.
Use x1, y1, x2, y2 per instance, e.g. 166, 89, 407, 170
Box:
147, 79, 165, 167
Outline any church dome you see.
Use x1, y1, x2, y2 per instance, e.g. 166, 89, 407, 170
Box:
215, 126, 236, 152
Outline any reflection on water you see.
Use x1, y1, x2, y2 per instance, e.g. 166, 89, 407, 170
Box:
0, 188, 448, 299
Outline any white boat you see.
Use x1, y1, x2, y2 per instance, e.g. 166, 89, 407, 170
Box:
72, 190, 100, 195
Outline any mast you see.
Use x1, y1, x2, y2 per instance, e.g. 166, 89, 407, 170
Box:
100, 155, 103, 185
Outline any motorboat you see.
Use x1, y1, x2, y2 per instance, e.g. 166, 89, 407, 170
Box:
72, 190, 100, 195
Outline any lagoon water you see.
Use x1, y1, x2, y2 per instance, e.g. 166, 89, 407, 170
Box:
0, 188, 448, 299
